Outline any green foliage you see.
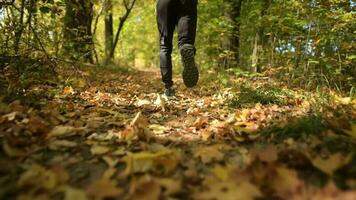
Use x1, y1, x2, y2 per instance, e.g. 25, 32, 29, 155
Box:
230, 85, 291, 108
263, 114, 327, 140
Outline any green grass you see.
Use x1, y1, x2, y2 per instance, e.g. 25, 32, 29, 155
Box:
229, 86, 292, 108
262, 114, 327, 140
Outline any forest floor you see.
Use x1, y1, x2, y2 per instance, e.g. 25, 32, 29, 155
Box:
0, 64, 356, 200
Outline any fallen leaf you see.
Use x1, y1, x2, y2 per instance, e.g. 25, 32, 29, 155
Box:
2, 140, 26, 157
90, 145, 110, 155
343, 123, 356, 139
272, 166, 303, 198
86, 179, 122, 200
154, 94, 165, 112
155, 177, 182, 196
256, 145, 278, 163
61, 186, 88, 200
194, 145, 224, 164
3, 111, 17, 121
130, 176, 161, 200
63, 86, 75, 95
193, 181, 262, 200
48, 140, 78, 150
17, 165, 57, 191
123, 150, 180, 175
310, 153, 352, 175
47, 125, 84, 138
192, 117, 208, 129
135, 99, 151, 107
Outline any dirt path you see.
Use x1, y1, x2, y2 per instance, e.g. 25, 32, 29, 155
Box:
1, 67, 355, 200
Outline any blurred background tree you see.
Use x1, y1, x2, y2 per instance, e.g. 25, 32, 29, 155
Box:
0, 0, 355, 92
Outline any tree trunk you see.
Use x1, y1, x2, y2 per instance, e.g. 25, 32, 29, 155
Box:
63, 0, 94, 63
252, 0, 270, 72
104, 0, 114, 62
252, 32, 260, 72
13, 0, 26, 54
106, 0, 137, 64
221, 0, 242, 68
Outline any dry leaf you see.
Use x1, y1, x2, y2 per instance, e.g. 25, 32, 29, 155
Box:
123, 150, 180, 175
194, 145, 224, 164
61, 186, 88, 200
130, 176, 161, 200
256, 145, 278, 163
47, 125, 83, 138
86, 179, 122, 200
154, 94, 165, 112
90, 145, 110, 155
17, 165, 57, 191
2, 140, 26, 157
272, 166, 303, 198
48, 140, 78, 150
193, 181, 262, 200
310, 153, 352, 175
63, 86, 75, 95
343, 123, 356, 139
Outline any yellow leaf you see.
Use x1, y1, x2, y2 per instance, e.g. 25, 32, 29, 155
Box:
48, 140, 78, 150
63, 86, 75, 95
272, 167, 303, 198
86, 179, 123, 200
193, 181, 261, 200
211, 165, 233, 181
233, 122, 259, 134
194, 145, 224, 164
17, 165, 57, 191
155, 178, 182, 196
123, 150, 180, 175
47, 126, 77, 138
90, 145, 110, 155
61, 186, 88, 200
344, 123, 356, 139
2, 140, 26, 157
310, 153, 352, 175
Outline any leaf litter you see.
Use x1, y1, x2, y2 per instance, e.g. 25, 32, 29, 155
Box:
0, 67, 355, 199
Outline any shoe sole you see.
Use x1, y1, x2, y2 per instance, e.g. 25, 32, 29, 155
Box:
180, 45, 199, 88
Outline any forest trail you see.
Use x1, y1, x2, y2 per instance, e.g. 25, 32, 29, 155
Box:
1, 66, 356, 200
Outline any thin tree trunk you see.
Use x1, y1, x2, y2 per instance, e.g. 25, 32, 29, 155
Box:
104, 0, 114, 62
14, 0, 25, 54
252, 32, 260, 72
106, 0, 137, 64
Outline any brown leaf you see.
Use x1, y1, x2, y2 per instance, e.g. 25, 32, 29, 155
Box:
256, 145, 278, 163
192, 117, 208, 129
130, 176, 161, 200
63, 86, 75, 95
86, 179, 122, 200
193, 181, 262, 200
194, 145, 224, 164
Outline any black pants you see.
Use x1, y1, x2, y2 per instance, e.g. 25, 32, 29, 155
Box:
156, 0, 198, 88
